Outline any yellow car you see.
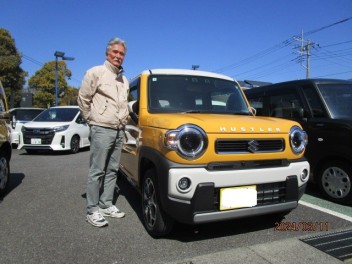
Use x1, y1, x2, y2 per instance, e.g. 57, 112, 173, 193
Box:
120, 69, 309, 237
0, 81, 12, 197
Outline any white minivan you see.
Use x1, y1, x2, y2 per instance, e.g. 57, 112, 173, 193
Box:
9, 107, 44, 147
18, 106, 90, 154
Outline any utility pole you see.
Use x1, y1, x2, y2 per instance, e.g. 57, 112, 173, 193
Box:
293, 31, 317, 79
191, 65, 199, 70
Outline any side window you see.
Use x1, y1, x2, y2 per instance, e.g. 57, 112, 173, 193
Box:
128, 77, 140, 123
269, 87, 303, 119
302, 85, 326, 118
129, 78, 139, 102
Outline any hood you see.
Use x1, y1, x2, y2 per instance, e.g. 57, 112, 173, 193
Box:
143, 113, 300, 134
24, 121, 71, 129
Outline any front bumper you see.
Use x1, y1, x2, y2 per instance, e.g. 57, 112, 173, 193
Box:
158, 159, 309, 225
18, 132, 70, 151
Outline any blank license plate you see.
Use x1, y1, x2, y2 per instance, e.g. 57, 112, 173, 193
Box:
220, 185, 257, 210
31, 138, 41, 144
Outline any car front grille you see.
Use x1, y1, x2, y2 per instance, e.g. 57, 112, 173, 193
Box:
256, 182, 286, 205
215, 139, 284, 154
23, 128, 55, 144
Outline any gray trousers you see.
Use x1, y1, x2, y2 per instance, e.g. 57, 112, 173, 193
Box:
86, 125, 124, 214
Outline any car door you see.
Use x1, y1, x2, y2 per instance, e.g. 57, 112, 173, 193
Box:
120, 79, 140, 185
300, 84, 337, 169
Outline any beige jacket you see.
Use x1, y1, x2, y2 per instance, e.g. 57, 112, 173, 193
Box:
77, 60, 129, 129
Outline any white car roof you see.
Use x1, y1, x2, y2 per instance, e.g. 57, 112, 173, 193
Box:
139, 69, 235, 82
48, 106, 79, 109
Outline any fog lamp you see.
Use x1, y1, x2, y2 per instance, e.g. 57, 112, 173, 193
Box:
60, 136, 65, 148
178, 177, 191, 192
300, 169, 309, 182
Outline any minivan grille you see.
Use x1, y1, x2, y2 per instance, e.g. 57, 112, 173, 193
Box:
23, 128, 55, 144
215, 139, 284, 154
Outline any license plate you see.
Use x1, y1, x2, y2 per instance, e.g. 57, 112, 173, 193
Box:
220, 185, 257, 210
31, 138, 41, 144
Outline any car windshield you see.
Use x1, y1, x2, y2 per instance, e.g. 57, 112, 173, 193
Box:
148, 75, 249, 114
317, 83, 352, 119
11, 109, 44, 121
33, 108, 79, 122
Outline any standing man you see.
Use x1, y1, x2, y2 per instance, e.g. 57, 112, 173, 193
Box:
78, 37, 129, 227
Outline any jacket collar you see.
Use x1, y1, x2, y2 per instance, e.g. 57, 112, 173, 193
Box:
104, 60, 124, 76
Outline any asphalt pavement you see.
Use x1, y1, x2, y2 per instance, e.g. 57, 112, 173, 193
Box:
166, 235, 348, 264
1, 149, 351, 264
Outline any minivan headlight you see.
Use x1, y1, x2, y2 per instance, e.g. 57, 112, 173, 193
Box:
164, 124, 208, 159
289, 126, 308, 154
53, 125, 69, 132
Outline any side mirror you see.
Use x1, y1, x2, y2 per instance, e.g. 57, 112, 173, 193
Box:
11, 115, 16, 129
76, 115, 87, 124
128, 100, 136, 113
128, 100, 139, 124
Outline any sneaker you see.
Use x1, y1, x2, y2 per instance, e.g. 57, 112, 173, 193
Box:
99, 205, 125, 218
86, 211, 108, 227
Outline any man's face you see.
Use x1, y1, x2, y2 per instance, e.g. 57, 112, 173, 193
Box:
106, 44, 126, 68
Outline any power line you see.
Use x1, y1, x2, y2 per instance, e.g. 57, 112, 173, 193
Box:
303, 17, 352, 36
315, 70, 352, 78
21, 53, 81, 85
320, 40, 352, 48
215, 17, 352, 80
22, 54, 43, 67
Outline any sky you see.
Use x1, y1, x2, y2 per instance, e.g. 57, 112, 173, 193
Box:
1, 0, 351, 88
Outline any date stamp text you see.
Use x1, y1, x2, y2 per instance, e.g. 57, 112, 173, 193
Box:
274, 221, 330, 231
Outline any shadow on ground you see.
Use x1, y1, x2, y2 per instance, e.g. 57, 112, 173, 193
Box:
0, 173, 25, 202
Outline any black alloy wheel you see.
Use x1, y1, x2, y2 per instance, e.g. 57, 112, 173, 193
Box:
142, 168, 174, 237
70, 135, 80, 154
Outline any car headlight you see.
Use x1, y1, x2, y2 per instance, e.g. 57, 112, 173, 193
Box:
53, 125, 69, 132
164, 124, 208, 159
289, 126, 308, 155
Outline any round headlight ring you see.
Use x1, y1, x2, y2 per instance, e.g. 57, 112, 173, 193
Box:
176, 125, 208, 159
289, 126, 308, 155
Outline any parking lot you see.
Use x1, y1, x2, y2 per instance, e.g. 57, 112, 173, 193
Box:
0, 149, 351, 264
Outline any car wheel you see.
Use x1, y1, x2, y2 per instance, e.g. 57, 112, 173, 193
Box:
70, 135, 80, 154
142, 168, 174, 237
317, 161, 352, 205
0, 153, 10, 196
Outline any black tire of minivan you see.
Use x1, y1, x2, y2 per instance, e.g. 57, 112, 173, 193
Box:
70, 135, 80, 154
141, 168, 174, 237
317, 160, 352, 205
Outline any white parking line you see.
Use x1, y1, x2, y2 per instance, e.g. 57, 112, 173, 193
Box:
299, 200, 352, 222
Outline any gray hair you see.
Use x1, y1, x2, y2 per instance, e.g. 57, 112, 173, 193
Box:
106, 37, 127, 54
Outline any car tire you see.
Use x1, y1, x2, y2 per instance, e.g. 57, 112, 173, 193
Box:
0, 152, 10, 197
142, 168, 174, 237
317, 160, 352, 205
70, 135, 80, 154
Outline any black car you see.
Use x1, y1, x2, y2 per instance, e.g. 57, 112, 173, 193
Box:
244, 79, 352, 205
